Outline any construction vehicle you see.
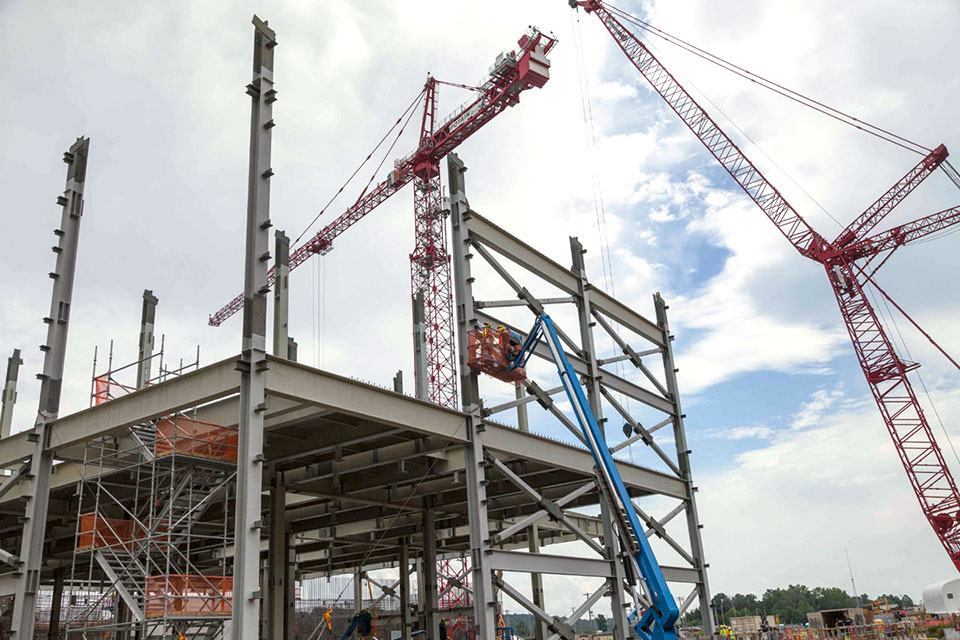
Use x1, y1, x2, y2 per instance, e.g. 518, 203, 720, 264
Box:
468, 315, 679, 640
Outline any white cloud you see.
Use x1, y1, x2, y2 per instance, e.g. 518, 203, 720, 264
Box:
703, 425, 774, 440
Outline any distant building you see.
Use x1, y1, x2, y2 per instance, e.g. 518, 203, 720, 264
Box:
924, 579, 960, 614
807, 608, 870, 629
729, 615, 777, 637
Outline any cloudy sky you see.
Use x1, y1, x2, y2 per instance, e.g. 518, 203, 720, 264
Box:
2, 0, 960, 617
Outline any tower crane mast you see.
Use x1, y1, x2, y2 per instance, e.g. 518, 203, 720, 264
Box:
209, 28, 557, 408
572, 0, 960, 570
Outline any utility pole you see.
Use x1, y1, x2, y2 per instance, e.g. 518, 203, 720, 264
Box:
232, 16, 276, 640
0, 349, 23, 440
10, 136, 90, 640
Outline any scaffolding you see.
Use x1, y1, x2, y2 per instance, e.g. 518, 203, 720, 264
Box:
65, 356, 235, 640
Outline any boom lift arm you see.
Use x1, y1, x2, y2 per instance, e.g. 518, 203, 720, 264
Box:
470, 315, 679, 640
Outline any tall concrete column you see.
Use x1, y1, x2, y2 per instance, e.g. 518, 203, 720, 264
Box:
655, 293, 714, 635
422, 497, 438, 640
136, 290, 158, 388
273, 230, 290, 358
571, 236, 630, 640
0, 349, 22, 440
233, 16, 276, 640
268, 477, 286, 640
400, 538, 411, 640
447, 153, 496, 637
11, 136, 90, 640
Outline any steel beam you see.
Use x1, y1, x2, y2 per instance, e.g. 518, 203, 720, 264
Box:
1, 349, 23, 440
413, 291, 429, 401
400, 538, 411, 640
655, 293, 715, 634
570, 236, 630, 640
10, 136, 89, 640
273, 230, 290, 358
268, 477, 286, 640
448, 153, 496, 638
423, 496, 439, 640
466, 211, 663, 346
233, 16, 276, 640
136, 289, 158, 388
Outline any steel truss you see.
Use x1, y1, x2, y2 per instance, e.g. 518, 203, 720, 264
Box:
446, 153, 713, 640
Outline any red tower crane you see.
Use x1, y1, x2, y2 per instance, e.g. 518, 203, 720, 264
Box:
572, 0, 960, 569
209, 28, 557, 409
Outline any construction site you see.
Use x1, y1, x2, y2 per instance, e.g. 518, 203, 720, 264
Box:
0, 2, 958, 640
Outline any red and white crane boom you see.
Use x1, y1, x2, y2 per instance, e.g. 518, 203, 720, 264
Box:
573, 0, 960, 570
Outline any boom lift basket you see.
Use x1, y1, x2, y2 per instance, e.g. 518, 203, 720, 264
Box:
466, 326, 527, 383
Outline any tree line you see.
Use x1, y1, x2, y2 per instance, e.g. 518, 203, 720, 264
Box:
680, 585, 916, 627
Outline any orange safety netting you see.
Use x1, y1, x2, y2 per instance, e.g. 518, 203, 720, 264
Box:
155, 417, 238, 463
92, 374, 138, 406
144, 575, 232, 618
466, 326, 527, 383
76, 513, 138, 551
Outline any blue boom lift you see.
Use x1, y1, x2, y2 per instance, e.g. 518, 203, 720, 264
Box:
468, 314, 679, 640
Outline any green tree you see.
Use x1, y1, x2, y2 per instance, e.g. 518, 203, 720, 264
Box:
597, 614, 608, 632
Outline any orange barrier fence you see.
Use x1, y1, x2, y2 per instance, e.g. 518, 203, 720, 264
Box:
76, 513, 138, 551
92, 374, 138, 406
155, 417, 238, 463
144, 575, 232, 618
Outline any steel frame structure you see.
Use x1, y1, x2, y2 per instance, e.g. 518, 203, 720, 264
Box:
576, 0, 960, 571
446, 153, 712, 639
0, 17, 709, 640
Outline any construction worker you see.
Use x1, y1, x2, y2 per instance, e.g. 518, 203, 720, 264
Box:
439, 617, 448, 640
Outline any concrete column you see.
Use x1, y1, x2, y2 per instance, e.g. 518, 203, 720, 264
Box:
136, 290, 158, 388
11, 136, 89, 640
571, 236, 630, 640
447, 153, 496, 637
655, 293, 715, 635
412, 291, 428, 401
47, 567, 64, 640
422, 497, 438, 640
273, 230, 290, 358
268, 478, 286, 640
233, 16, 276, 640
1, 349, 22, 441
400, 538, 411, 640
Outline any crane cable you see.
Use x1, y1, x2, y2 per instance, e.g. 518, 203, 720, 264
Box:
573, 10, 641, 463
600, 1, 931, 156
632, 16, 846, 230
865, 280, 960, 470
293, 87, 427, 247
